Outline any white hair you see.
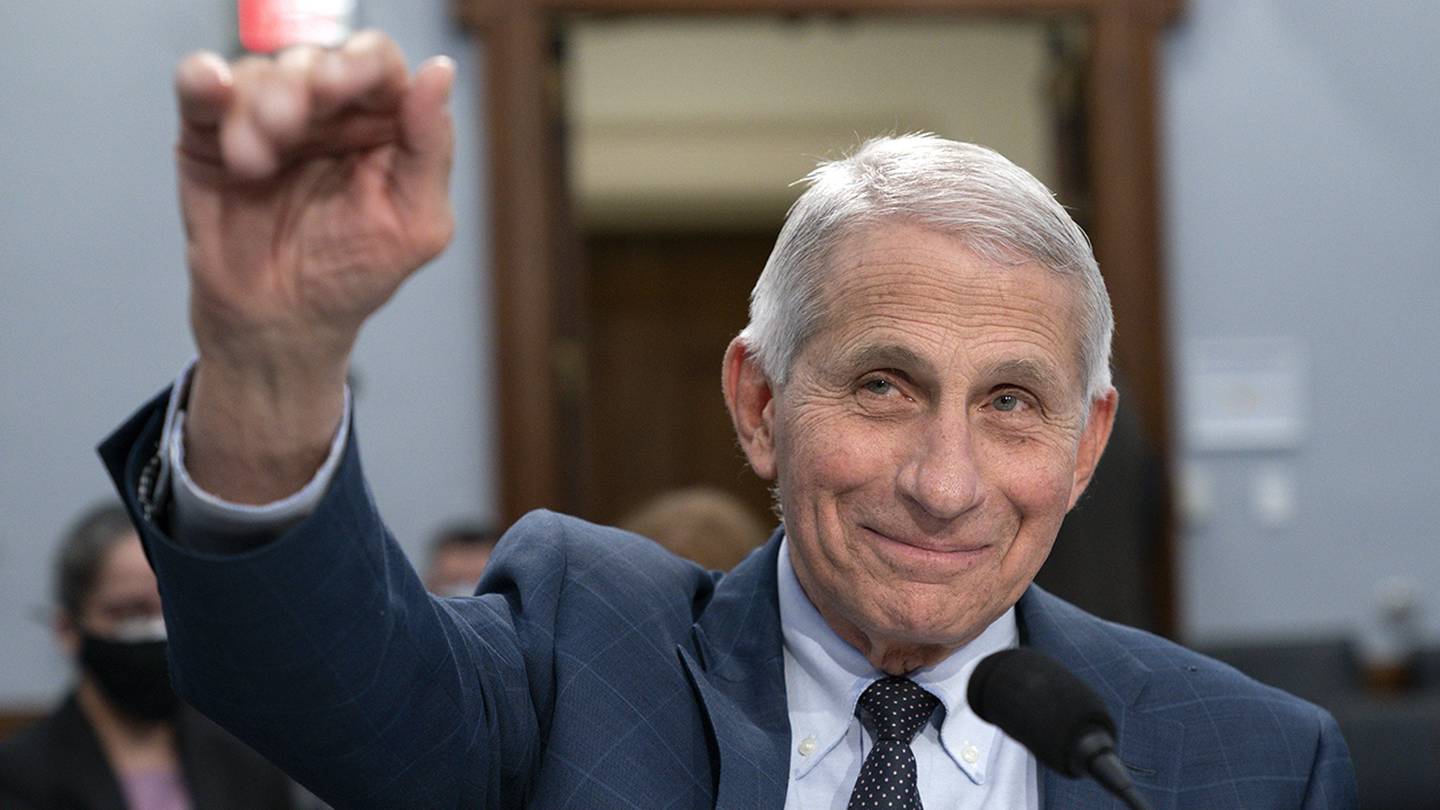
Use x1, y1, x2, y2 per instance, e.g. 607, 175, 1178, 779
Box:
739, 133, 1114, 401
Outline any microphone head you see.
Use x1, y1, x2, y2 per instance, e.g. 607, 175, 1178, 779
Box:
967, 647, 1117, 777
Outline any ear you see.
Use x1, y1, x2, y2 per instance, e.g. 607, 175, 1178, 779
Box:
722, 337, 778, 481
1067, 387, 1118, 510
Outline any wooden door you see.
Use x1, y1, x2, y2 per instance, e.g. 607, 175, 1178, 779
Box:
579, 232, 778, 528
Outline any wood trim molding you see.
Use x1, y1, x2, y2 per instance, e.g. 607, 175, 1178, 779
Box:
0, 707, 45, 742
459, 0, 1182, 26
1086, 1, 1176, 633
479, 8, 563, 516
460, 0, 1182, 635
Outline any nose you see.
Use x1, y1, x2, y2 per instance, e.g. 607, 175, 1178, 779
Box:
897, 414, 984, 521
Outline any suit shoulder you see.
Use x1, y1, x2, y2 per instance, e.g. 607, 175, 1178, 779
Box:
495, 510, 713, 577
484, 510, 718, 616
1023, 590, 1356, 803
1114, 621, 1325, 715
1026, 588, 1332, 726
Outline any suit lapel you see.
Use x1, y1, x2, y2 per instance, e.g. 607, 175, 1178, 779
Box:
678, 531, 791, 809
1018, 586, 1183, 810
676, 548, 1187, 809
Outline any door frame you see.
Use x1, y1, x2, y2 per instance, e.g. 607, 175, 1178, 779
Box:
456, 0, 1183, 634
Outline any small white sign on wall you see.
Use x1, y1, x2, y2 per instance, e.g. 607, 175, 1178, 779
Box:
1182, 337, 1307, 452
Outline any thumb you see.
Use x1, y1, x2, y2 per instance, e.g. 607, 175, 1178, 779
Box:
395, 55, 455, 197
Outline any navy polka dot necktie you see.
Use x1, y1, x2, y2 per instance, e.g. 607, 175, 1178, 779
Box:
847, 677, 941, 810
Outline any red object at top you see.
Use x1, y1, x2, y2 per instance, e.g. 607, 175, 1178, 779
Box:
238, 0, 355, 54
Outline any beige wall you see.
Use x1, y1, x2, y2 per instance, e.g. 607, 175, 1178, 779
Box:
566, 17, 1061, 230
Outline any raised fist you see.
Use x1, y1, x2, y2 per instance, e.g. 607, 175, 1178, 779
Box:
173, 31, 456, 503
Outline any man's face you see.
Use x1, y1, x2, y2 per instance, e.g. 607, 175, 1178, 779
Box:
425, 545, 494, 597
745, 222, 1113, 669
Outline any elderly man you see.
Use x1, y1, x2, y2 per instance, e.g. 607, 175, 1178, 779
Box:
101, 32, 1355, 809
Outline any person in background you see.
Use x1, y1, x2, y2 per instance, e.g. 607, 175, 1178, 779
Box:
619, 486, 768, 571
422, 522, 500, 597
0, 503, 297, 810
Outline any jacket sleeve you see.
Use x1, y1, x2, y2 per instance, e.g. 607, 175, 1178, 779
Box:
1300, 709, 1359, 809
99, 391, 552, 809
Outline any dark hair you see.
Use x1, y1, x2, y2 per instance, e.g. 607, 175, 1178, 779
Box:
54, 503, 136, 618
428, 522, 500, 558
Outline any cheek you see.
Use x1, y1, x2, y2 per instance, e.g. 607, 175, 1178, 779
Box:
987, 431, 1079, 505
775, 423, 892, 581
776, 402, 891, 497
988, 448, 1077, 577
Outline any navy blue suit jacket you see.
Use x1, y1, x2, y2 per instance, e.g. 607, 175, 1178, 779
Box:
102, 391, 1356, 808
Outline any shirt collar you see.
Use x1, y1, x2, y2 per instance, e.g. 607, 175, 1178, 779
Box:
909, 608, 1017, 785
777, 536, 1018, 785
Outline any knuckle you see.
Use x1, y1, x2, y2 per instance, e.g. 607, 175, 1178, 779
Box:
345, 29, 387, 55
277, 44, 321, 76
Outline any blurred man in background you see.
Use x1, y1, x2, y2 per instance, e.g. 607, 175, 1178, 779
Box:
0, 504, 297, 810
422, 521, 499, 597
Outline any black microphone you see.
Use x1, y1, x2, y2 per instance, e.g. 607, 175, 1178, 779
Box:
968, 648, 1151, 810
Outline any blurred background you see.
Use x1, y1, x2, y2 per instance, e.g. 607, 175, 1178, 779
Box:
2, 0, 1437, 805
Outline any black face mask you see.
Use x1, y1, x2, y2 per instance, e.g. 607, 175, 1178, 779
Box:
79, 634, 179, 722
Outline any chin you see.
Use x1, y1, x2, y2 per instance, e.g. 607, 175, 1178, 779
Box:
868, 600, 980, 649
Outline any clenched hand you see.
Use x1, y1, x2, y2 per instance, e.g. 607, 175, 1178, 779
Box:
174, 31, 455, 504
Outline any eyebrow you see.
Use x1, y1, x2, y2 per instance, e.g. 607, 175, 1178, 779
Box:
837, 344, 934, 378
983, 358, 1065, 392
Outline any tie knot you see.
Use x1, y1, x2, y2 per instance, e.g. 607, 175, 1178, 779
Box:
857, 677, 939, 743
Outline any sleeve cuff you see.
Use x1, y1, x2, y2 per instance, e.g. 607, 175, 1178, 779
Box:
162, 361, 352, 546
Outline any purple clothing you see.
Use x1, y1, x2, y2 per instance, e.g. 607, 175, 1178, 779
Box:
119, 768, 190, 810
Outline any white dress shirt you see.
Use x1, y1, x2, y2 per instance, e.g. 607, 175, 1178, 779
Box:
157, 363, 351, 548
778, 541, 1037, 809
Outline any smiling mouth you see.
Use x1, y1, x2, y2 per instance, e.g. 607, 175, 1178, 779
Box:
861, 526, 993, 560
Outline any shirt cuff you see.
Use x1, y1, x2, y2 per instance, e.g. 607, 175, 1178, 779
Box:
161, 361, 352, 549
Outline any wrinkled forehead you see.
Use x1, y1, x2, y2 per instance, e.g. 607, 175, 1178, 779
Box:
805, 223, 1089, 389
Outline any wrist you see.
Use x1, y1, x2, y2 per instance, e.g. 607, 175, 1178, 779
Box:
184, 354, 349, 505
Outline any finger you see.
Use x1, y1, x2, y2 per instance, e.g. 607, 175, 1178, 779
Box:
175, 51, 234, 129
313, 30, 409, 119
176, 54, 231, 172
393, 56, 457, 261
247, 69, 309, 148
294, 113, 402, 158
220, 56, 282, 180
400, 56, 454, 159
396, 57, 455, 190
178, 118, 225, 170
250, 45, 322, 145
276, 43, 323, 75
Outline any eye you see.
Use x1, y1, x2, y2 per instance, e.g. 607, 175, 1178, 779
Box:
855, 371, 920, 412
988, 390, 1038, 415
862, 378, 896, 396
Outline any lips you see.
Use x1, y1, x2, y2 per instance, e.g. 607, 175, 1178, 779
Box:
860, 525, 992, 557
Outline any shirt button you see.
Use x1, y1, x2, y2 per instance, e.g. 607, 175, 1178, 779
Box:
962, 744, 981, 764
798, 736, 817, 756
